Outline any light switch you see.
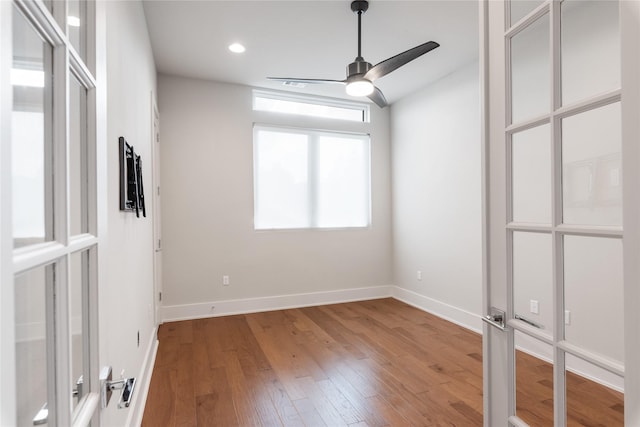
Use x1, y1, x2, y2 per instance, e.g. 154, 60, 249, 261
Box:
530, 300, 539, 314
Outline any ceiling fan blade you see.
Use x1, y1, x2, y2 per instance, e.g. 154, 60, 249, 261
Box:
364, 41, 440, 82
367, 86, 388, 108
267, 77, 346, 85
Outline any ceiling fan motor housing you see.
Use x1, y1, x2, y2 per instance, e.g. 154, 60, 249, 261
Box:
347, 60, 372, 79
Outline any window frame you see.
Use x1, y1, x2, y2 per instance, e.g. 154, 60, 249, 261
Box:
253, 89, 371, 123
253, 123, 371, 231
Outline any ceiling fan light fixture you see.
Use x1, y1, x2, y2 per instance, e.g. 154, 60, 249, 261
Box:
345, 79, 374, 97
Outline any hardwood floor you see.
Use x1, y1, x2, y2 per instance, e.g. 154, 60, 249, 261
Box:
516, 351, 624, 426
142, 298, 623, 426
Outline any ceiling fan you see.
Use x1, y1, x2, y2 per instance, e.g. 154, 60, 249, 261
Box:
268, 0, 440, 108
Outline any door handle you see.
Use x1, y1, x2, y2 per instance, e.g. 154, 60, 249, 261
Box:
482, 306, 506, 330
514, 314, 544, 329
100, 366, 137, 409
32, 403, 48, 425
72, 375, 84, 399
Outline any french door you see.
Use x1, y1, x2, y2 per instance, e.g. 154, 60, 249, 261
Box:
0, 0, 103, 425
482, 0, 640, 425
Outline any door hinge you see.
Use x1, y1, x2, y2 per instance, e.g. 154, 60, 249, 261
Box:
157, 186, 160, 196
159, 292, 162, 302
158, 239, 161, 249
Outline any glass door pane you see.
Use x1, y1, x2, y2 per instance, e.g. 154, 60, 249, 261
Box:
12, 5, 54, 248
515, 331, 554, 426
67, 0, 87, 61
511, 14, 550, 123
69, 75, 89, 236
513, 232, 552, 331
70, 250, 89, 413
562, 103, 622, 226
15, 264, 55, 426
565, 354, 623, 426
564, 235, 623, 365
561, 0, 619, 106
512, 124, 551, 224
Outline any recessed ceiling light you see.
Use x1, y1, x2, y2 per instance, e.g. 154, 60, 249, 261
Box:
68, 16, 80, 27
228, 43, 246, 53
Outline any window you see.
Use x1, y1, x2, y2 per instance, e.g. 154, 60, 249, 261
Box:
253, 125, 370, 229
253, 90, 369, 122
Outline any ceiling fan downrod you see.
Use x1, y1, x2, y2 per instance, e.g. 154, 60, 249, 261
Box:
351, 0, 368, 60
348, 0, 372, 77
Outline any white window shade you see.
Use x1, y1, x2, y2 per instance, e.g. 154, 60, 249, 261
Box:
316, 135, 370, 228
254, 126, 370, 230
254, 129, 309, 229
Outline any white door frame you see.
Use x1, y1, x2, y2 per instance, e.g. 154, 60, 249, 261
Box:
0, 1, 15, 424
150, 93, 162, 326
480, 0, 510, 424
620, 0, 640, 424
481, 0, 639, 425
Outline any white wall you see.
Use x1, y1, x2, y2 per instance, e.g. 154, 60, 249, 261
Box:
391, 62, 483, 326
158, 75, 392, 317
102, 1, 157, 425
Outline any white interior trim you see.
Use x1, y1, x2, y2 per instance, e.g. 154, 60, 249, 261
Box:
162, 285, 484, 334
161, 285, 394, 322
125, 328, 158, 427
391, 286, 483, 334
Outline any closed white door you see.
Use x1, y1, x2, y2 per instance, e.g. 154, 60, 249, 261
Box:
481, 0, 640, 425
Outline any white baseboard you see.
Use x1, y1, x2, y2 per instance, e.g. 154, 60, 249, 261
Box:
161, 285, 394, 323
126, 327, 159, 427
160, 285, 622, 394
391, 286, 483, 334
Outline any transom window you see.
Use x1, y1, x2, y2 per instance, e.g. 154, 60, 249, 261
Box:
253, 90, 370, 123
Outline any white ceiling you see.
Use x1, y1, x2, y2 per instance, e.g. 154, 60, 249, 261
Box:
142, 0, 479, 106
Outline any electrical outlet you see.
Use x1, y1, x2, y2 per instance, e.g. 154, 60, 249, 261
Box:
417, 270, 422, 281
529, 300, 539, 315
565, 310, 571, 325
223, 275, 230, 286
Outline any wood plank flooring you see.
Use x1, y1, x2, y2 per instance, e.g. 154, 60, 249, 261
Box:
142, 298, 623, 426
516, 350, 624, 426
